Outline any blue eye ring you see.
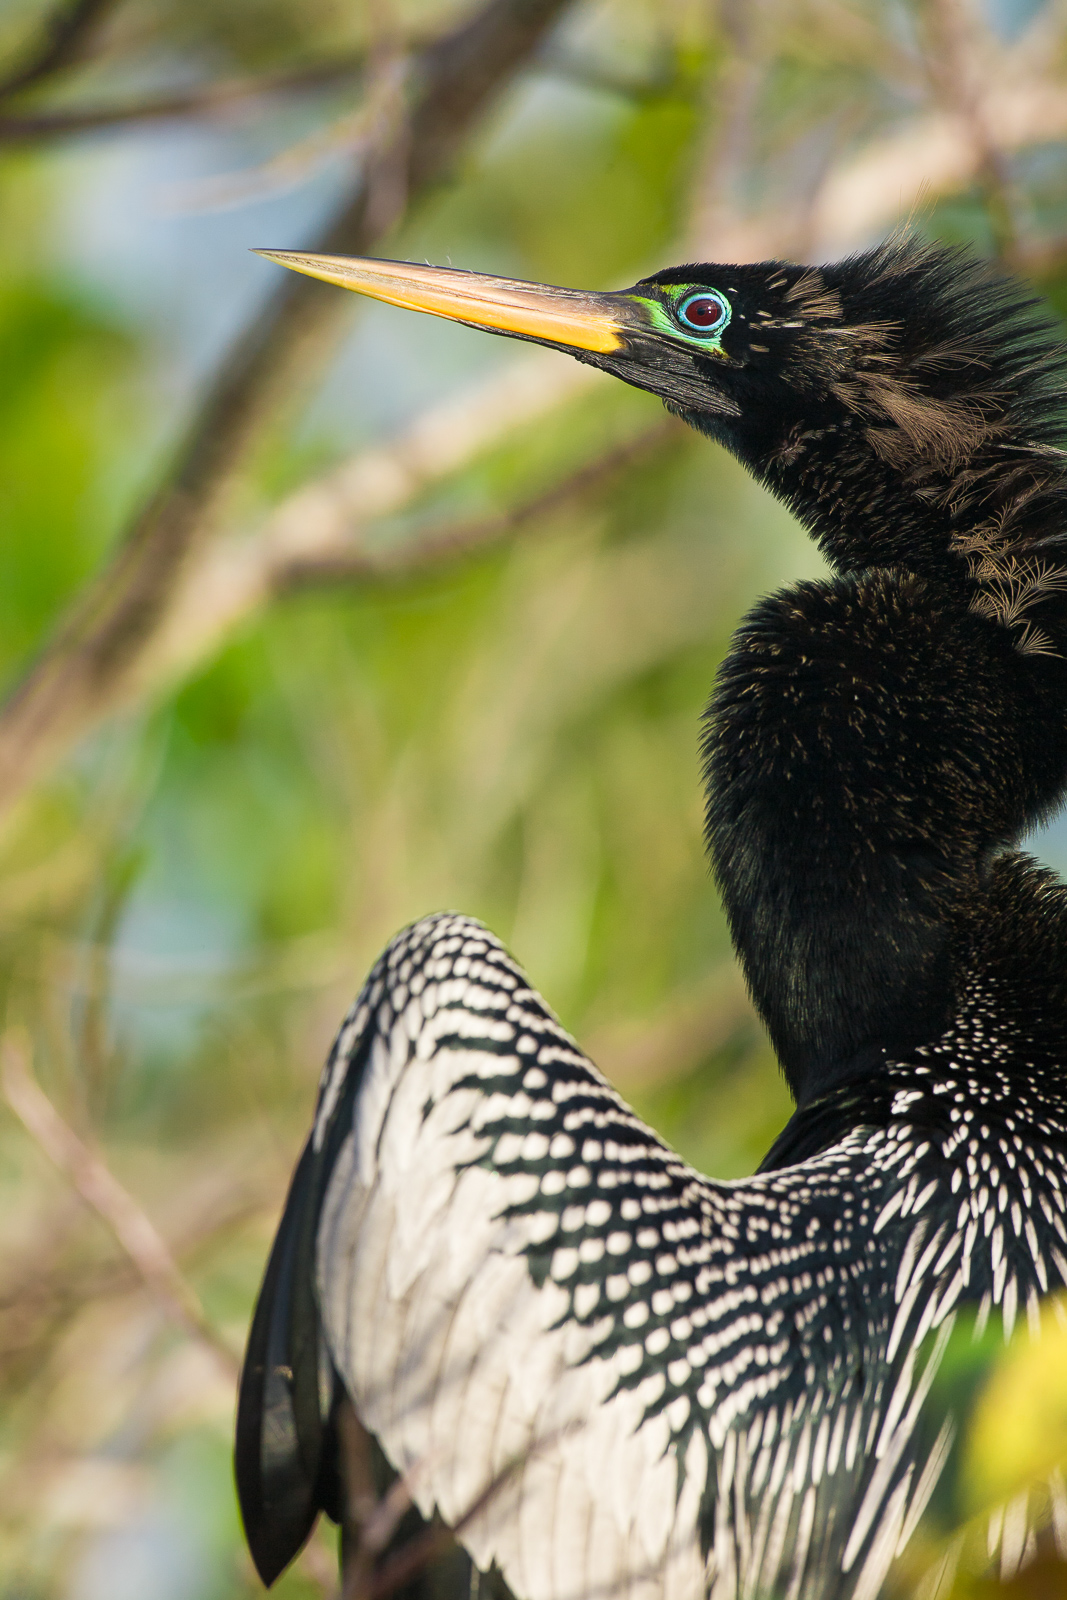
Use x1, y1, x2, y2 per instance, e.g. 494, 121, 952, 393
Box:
676, 290, 730, 336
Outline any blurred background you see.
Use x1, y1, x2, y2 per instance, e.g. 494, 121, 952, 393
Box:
1, 0, 1067, 1596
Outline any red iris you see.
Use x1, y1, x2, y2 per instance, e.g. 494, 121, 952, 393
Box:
678, 293, 726, 332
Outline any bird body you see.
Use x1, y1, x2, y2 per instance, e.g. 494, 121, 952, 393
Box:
236, 236, 1067, 1597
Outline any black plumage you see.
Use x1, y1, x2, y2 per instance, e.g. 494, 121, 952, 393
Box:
235, 235, 1067, 1598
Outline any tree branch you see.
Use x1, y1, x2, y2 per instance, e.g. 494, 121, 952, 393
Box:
711, 74, 1067, 267
274, 417, 679, 589
360, 1423, 580, 1600
0, 0, 574, 822
0, 53, 371, 144
0, 47, 665, 147
0, 1030, 238, 1378
0, 0, 115, 104
165, 55, 411, 216
95, 353, 667, 695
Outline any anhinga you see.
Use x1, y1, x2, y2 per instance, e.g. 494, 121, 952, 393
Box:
234, 236, 1067, 1599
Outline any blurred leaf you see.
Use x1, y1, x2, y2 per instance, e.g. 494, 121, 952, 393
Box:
0, 279, 133, 680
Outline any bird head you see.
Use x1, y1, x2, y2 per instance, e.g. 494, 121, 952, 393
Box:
256, 240, 1067, 593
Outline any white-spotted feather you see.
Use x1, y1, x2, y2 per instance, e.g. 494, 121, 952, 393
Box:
309, 915, 1067, 1600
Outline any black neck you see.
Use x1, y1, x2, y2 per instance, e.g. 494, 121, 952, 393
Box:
748, 410, 1067, 597
703, 566, 1067, 1108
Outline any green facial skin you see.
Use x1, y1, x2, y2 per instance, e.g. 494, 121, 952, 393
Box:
633, 287, 732, 353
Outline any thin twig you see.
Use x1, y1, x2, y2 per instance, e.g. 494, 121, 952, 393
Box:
77, 849, 140, 1119
0, 50, 681, 147
0, 0, 575, 825
259, 352, 604, 563
274, 418, 680, 590
0, 1191, 261, 1399
366, 1524, 454, 1600
806, 76, 1067, 262
0, 45, 681, 151
362, 1423, 582, 1600
539, 44, 681, 103
114, 359, 666, 693
0, 53, 371, 144
164, 55, 410, 217
337, 1401, 417, 1600
0, 0, 115, 103
0, 1030, 238, 1378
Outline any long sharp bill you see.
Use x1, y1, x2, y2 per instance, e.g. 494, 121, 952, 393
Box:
254, 250, 626, 354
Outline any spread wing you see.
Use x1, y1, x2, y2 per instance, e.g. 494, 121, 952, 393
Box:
237, 914, 965, 1600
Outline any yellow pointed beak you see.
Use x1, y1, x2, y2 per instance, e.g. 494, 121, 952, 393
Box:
254, 250, 627, 355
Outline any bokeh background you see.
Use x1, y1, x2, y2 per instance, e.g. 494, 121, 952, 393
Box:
1, 0, 1067, 1596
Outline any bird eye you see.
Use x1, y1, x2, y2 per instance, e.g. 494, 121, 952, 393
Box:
677, 292, 729, 334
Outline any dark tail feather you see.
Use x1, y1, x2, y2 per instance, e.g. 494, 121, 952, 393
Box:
235, 1137, 342, 1585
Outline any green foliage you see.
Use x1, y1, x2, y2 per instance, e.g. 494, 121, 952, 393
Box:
0, 280, 133, 680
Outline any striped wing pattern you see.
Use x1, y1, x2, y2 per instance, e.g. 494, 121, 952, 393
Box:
298, 913, 1027, 1600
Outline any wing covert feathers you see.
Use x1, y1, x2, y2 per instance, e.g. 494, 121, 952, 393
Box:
243, 912, 1067, 1596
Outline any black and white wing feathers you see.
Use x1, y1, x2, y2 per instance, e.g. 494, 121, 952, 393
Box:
237, 914, 979, 1599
